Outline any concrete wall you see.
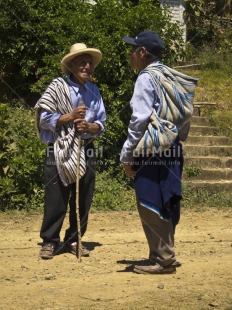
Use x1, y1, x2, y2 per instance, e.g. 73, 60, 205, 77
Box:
160, 0, 186, 42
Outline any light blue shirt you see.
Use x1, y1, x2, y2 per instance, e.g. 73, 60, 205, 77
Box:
39, 77, 106, 143
120, 63, 161, 163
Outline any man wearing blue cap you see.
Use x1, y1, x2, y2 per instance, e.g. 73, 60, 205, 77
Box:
120, 30, 198, 274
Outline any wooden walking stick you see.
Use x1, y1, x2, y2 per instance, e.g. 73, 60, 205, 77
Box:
75, 101, 84, 262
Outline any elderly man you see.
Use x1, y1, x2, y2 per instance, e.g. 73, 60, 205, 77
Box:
120, 30, 197, 274
35, 43, 106, 259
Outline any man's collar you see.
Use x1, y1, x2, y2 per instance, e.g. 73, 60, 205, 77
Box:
66, 76, 88, 89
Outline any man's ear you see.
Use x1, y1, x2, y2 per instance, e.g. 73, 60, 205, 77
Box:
139, 47, 147, 58
67, 60, 74, 73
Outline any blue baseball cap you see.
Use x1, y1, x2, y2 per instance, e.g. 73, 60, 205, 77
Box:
123, 30, 165, 54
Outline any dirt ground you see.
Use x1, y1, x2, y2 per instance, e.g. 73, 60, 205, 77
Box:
0, 208, 231, 310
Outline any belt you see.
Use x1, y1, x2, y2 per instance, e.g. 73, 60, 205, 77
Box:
81, 138, 94, 146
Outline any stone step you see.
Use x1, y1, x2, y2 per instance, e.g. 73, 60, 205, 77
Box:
183, 145, 232, 157
193, 108, 200, 116
191, 116, 210, 126
185, 156, 232, 168
183, 168, 232, 181
184, 135, 229, 146
189, 126, 219, 136
184, 103, 232, 194
193, 102, 217, 117
184, 180, 232, 195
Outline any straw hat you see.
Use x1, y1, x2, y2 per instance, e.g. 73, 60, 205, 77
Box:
61, 43, 102, 74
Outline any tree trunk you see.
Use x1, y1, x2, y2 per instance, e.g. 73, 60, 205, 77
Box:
225, 0, 231, 18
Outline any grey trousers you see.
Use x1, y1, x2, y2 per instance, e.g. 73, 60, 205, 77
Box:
137, 201, 176, 267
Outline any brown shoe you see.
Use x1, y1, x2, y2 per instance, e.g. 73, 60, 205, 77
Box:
172, 261, 182, 267
39, 243, 56, 259
150, 257, 181, 268
66, 242, 90, 257
134, 263, 176, 275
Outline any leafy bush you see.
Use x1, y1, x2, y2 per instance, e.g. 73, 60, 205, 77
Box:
1, 0, 185, 98
184, 0, 232, 49
92, 171, 136, 211
0, 0, 186, 175
0, 102, 45, 211
1, 0, 231, 211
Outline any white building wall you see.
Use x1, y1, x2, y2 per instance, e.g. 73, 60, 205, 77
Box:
86, 0, 96, 4
160, 0, 186, 42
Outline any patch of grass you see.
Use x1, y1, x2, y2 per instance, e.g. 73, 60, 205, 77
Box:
184, 165, 202, 178
179, 47, 232, 144
92, 172, 232, 213
183, 45, 232, 98
178, 48, 232, 209
182, 185, 232, 209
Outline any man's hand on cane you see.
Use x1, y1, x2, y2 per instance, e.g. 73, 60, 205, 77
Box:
74, 118, 89, 134
57, 106, 88, 126
71, 106, 88, 120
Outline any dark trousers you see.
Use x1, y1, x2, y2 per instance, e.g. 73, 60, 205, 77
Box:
40, 143, 96, 245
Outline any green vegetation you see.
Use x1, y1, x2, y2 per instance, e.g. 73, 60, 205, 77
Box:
179, 47, 232, 143
92, 171, 136, 212
0, 0, 231, 211
0, 0, 185, 172
195, 49, 232, 143
184, 0, 231, 46
184, 166, 202, 178
0, 0, 185, 211
182, 185, 232, 209
0, 102, 45, 211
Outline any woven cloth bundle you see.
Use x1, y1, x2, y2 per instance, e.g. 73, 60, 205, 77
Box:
135, 63, 198, 155
35, 78, 86, 186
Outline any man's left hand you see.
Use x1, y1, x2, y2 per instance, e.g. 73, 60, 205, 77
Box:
123, 163, 136, 179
